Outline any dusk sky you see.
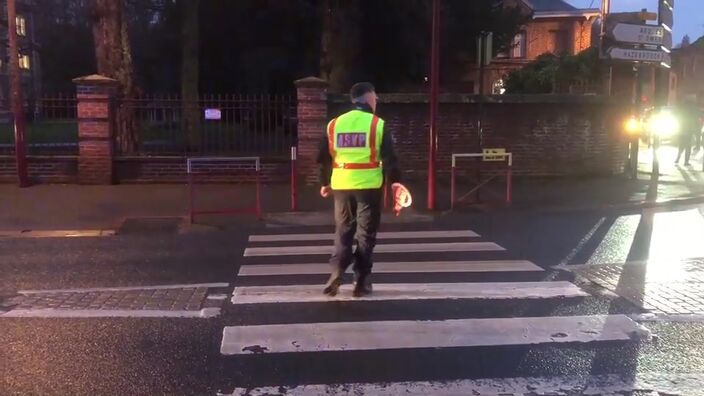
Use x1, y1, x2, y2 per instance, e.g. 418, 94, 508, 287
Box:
566, 0, 703, 44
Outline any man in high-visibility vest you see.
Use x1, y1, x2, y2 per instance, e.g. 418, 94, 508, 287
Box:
317, 82, 403, 297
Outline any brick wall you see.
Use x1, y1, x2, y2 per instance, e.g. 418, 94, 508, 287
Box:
526, 17, 596, 58
0, 156, 77, 183
328, 94, 627, 181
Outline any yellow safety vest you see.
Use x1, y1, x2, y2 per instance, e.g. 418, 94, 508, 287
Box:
327, 110, 384, 190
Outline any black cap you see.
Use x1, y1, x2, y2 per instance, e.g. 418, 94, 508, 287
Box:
350, 82, 375, 101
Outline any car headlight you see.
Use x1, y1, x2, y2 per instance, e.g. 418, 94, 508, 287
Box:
624, 116, 642, 135
649, 111, 680, 137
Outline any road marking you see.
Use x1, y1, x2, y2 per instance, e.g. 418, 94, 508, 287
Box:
231, 281, 587, 304
17, 283, 230, 295
586, 215, 640, 265
221, 314, 649, 355
219, 373, 703, 396
0, 229, 116, 238
243, 242, 504, 257
0, 308, 221, 318
248, 230, 480, 242
238, 260, 543, 276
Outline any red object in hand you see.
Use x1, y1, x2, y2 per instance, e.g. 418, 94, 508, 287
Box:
391, 183, 412, 216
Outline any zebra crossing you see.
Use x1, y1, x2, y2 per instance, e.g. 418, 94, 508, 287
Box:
221, 226, 650, 394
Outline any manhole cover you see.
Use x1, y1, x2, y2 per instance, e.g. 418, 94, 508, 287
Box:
118, 217, 182, 235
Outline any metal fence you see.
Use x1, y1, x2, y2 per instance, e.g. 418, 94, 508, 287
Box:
123, 94, 297, 157
0, 93, 298, 158
0, 94, 78, 156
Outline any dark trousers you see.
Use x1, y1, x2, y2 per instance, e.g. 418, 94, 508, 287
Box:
677, 133, 693, 164
330, 188, 382, 278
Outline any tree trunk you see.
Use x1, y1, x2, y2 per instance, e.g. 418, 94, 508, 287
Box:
181, 0, 200, 151
91, 0, 138, 154
319, 0, 360, 93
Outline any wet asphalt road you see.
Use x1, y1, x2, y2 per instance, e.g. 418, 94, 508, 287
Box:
2, 206, 704, 395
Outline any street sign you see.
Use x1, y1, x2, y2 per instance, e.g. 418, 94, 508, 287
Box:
608, 47, 671, 66
610, 23, 665, 45
482, 148, 506, 162
204, 108, 221, 120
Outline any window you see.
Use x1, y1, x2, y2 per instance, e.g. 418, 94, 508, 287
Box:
511, 31, 527, 58
496, 31, 526, 59
550, 30, 570, 54
16, 15, 26, 36
492, 79, 506, 94
19, 54, 30, 70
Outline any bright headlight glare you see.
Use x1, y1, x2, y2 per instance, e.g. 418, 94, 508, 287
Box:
624, 117, 641, 135
649, 112, 680, 137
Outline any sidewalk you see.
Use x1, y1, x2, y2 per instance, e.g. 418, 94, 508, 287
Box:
1, 144, 702, 232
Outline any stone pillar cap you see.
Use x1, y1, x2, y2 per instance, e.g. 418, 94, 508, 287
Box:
72, 74, 119, 85
294, 76, 328, 88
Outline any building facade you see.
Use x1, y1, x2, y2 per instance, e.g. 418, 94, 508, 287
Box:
0, 0, 41, 115
671, 36, 704, 105
467, 0, 600, 94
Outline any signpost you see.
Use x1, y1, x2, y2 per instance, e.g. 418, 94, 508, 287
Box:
610, 23, 664, 45
608, 47, 671, 66
204, 108, 222, 120
482, 148, 506, 162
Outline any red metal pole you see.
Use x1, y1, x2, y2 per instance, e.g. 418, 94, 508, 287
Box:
427, 0, 440, 210
291, 146, 297, 211
255, 161, 262, 219
450, 159, 456, 210
188, 171, 195, 224
7, 0, 28, 187
506, 155, 513, 206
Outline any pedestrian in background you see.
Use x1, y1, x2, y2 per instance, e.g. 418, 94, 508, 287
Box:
675, 96, 699, 166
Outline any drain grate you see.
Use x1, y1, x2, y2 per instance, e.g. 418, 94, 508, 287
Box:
117, 217, 183, 235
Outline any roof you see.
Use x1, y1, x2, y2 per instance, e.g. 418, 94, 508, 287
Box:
520, 0, 600, 18
523, 0, 577, 12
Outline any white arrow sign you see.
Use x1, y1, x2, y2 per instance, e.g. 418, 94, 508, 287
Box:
608, 47, 671, 66
611, 23, 665, 45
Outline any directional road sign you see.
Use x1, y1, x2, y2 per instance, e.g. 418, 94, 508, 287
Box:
609, 23, 665, 45
608, 47, 671, 66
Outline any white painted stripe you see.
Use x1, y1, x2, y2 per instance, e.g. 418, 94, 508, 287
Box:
1, 308, 221, 318
231, 281, 587, 304
0, 229, 116, 238
238, 260, 543, 276
248, 230, 480, 242
220, 314, 649, 355
17, 283, 230, 295
243, 242, 503, 257
586, 215, 640, 265
221, 373, 701, 396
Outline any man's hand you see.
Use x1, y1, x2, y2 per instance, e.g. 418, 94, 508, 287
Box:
320, 185, 332, 198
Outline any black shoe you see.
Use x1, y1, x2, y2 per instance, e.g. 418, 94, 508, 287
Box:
352, 275, 372, 297
323, 270, 343, 296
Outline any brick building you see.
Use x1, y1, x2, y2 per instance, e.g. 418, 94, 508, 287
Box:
468, 0, 600, 94
0, 0, 41, 114
671, 36, 704, 105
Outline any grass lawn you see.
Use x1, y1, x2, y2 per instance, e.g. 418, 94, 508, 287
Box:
0, 121, 77, 145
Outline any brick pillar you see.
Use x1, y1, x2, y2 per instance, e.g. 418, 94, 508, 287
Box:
294, 77, 328, 185
72, 74, 118, 185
